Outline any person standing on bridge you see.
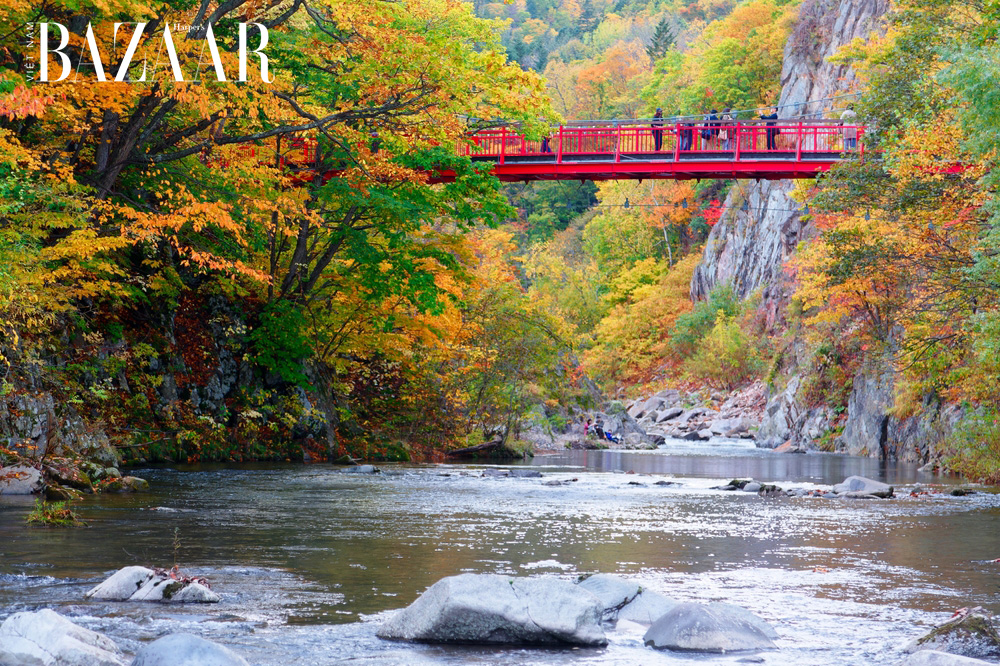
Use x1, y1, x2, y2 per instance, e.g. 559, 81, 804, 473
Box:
652, 108, 665, 151
700, 111, 715, 151
720, 108, 734, 151
759, 107, 779, 150
840, 104, 858, 151
680, 113, 694, 151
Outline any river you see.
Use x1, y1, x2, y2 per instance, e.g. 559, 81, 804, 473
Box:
2, 440, 999, 664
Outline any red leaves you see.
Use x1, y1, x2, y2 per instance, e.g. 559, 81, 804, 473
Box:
151, 565, 212, 589
702, 199, 723, 227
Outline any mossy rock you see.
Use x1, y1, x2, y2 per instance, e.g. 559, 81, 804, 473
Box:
121, 476, 150, 492
44, 485, 79, 502
912, 611, 1000, 659
162, 581, 186, 600
48, 466, 93, 491
99, 478, 125, 493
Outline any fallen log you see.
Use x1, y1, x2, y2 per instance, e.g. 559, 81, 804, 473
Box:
446, 439, 515, 458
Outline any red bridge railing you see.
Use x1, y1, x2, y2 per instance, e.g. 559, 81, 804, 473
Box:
464, 120, 864, 162
215, 120, 864, 183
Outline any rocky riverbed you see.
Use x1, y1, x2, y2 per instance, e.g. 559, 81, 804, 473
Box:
549, 382, 770, 451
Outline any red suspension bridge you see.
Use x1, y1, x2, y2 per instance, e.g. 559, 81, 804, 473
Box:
247, 119, 864, 183
457, 120, 864, 182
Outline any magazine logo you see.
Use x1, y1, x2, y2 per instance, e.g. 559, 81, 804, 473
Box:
33, 22, 273, 83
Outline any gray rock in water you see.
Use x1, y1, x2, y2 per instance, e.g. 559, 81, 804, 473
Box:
130, 633, 249, 666
902, 650, 995, 665
680, 431, 703, 441
832, 475, 893, 498
617, 590, 679, 625
0, 608, 125, 666
709, 418, 749, 436
0, 465, 43, 495
86, 566, 155, 601
130, 578, 220, 603
119, 476, 150, 492
577, 574, 641, 620
86, 567, 220, 603
509, 469, 542, 478
905, 609, 1000, 660
339, 464, 379, 474
743, 482, 762, 493
643, 602, 777, 652
377, 573, 606, 646
481, 468, 510, 477
697, 429, 713, 440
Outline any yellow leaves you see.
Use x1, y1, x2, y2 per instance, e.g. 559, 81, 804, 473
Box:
583, 253, 699, 388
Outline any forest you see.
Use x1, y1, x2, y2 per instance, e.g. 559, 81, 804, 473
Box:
1, 0, 999, 481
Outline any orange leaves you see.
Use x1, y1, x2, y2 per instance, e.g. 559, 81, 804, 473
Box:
0, 85, 54, 120
571, 39, 651, 118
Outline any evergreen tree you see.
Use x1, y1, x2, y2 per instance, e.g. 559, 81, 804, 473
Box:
647, 17, 677, 62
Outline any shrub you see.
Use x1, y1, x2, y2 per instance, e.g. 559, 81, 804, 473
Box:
25, 499, 85, 527
943, 408, 1000, 483
669, 284, 739, 357
249, 300, 311, 386
683, 311, 764, 389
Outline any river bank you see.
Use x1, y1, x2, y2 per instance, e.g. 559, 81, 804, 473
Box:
2, 449, 998, 664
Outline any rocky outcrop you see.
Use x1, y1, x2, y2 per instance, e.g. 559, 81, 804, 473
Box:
691, 0, 890, 308
687, 0, 892, 452
130, 634, 250, 666
1, 392, 119, 466
0, 609, 125, 666
838, 360, 960, 462
377, 574, 607, 646
0, 464, 44, 495
643, 602, 778, 652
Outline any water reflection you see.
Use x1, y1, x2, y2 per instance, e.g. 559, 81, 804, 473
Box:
531, 444, 939, 486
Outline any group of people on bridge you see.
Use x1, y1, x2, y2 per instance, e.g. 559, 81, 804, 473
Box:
649, 104, 859, 152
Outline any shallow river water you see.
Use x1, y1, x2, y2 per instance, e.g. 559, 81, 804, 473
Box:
3, 440, 1000, 665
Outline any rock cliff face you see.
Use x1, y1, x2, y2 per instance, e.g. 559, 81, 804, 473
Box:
692, 0, 910, 456
691, 0, 890, 311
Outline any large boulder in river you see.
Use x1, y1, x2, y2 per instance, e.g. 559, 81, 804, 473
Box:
577, 574, 678, 624
377, 574, 607, 646
0, 608, 125, 666
833, 476, 894, 498
901, 650, 995, 665
904, 609, 1000, 660
86, 566, 156, 600
643, 602, 777, 652
130, 634, 249, 666
85, 567, 220, 603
